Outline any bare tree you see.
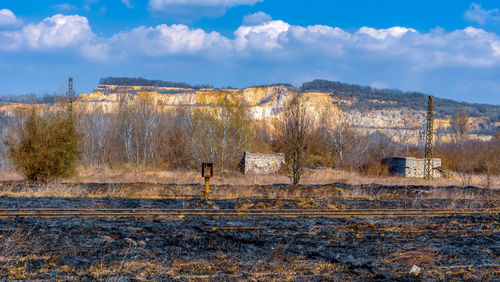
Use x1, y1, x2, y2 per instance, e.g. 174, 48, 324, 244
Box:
190, 93, 251, 172
326, 113, 352, 168
117, 95, 136, 162
323, 110, 369, 170
163, 107, 192, 168
398, 109, 420, 153
277, 95, 311, 185
76, 105, 110, 167
451, 106, 469, 145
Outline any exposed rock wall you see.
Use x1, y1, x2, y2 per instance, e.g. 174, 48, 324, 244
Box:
0, 84, 492, 144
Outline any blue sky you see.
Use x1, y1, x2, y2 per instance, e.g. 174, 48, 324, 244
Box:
1, 0, 500, 104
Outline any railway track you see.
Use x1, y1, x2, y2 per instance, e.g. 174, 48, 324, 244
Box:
0, 208, 498, 218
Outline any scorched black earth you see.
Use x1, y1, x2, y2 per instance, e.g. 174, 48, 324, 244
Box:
0, 183, 499, 280
0, 211, 498, 280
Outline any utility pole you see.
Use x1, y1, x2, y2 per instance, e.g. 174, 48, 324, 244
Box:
424, 95, 434, 180
67, 77, 74, 114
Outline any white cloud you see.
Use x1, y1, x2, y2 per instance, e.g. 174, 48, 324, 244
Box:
22, 14, 93, 49
491, 41, 500, 57
231, 20, 500, 68
110, 24, 232, 56
357, 26, 416, 40
0, 14, 108, 59
234, 20, 290, 51
465, 3, 500, 24
2, 12, 500, 70
242, 11, 271, 25
0, 9, 22, 27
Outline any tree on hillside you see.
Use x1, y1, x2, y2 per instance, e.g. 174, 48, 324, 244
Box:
277, 95, 311, 185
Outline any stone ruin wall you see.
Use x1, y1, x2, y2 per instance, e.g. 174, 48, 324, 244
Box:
241, 152, 285, 174
406, 158, 441, 178
385, 157, 441, 178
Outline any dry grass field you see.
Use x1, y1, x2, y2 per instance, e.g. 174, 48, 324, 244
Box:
1, 167, 497, 189
0, 168, 498, 280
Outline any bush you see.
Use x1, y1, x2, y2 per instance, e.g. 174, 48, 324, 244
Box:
6, 109, 80, 182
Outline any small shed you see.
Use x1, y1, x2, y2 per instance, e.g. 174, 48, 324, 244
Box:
240, 152, 285, 174
383, 157, 441, 178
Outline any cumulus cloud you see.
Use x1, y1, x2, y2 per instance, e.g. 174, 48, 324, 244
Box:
0, 9, 22, 27
243, 11, 272, 26
234, 20, 290, 51
3, 13, 500, 68
0, 14, 108, 59
465, 3, 500, 24
110, 24, 232, 57
2, 12, 500, 92
357, 26, 416, 40
22, 14, 94, 49
231, 20, 500, 67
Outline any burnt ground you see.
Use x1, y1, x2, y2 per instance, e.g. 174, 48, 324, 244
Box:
0, 183, 499, 280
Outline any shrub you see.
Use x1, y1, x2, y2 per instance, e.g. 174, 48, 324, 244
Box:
5, 109, 80, 182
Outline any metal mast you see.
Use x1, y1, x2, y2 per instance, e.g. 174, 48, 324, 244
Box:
424, 95, 434, 180
67, 77, 74, 114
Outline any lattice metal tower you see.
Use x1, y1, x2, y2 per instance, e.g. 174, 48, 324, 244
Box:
424, 95, 434, 180
67, 77, 74, 114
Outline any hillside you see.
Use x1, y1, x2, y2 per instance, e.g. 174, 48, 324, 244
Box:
1, 77, 499, 143
86, 77, 500, 137
301, 79, 500, 121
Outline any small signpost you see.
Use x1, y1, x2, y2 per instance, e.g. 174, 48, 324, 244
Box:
202, 163, 213, 199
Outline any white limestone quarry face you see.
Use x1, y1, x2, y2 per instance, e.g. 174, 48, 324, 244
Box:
2, 84, 492, 144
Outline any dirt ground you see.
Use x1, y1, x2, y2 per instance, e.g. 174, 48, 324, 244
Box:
0, 183, 499, 280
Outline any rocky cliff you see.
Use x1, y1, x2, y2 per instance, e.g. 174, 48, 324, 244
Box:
1, 82, 495, 144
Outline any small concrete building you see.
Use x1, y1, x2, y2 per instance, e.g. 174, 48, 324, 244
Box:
240, 152, 285, 174
383, 157, 442, 178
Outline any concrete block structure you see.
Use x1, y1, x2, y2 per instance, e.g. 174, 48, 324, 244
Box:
240, 152, 285, 174
383, 157, 441, 178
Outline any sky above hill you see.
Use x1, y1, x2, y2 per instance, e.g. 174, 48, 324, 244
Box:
1, 0, 500, 104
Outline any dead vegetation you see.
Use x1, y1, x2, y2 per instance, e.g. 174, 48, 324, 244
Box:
0, 213, 497, 280
0, 166, 497, 189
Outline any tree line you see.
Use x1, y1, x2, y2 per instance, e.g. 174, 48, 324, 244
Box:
0, 92, 499, 185
99, 77, 213, 89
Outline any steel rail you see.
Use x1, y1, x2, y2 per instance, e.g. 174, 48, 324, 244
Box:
0, 208, 497, 212
0, 208, 497, 217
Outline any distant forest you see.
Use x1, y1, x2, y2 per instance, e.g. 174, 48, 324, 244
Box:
99, 77, 500, 122
3, 77, 498, 124
302, 79, 500, 121
99, 77, 213, 89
